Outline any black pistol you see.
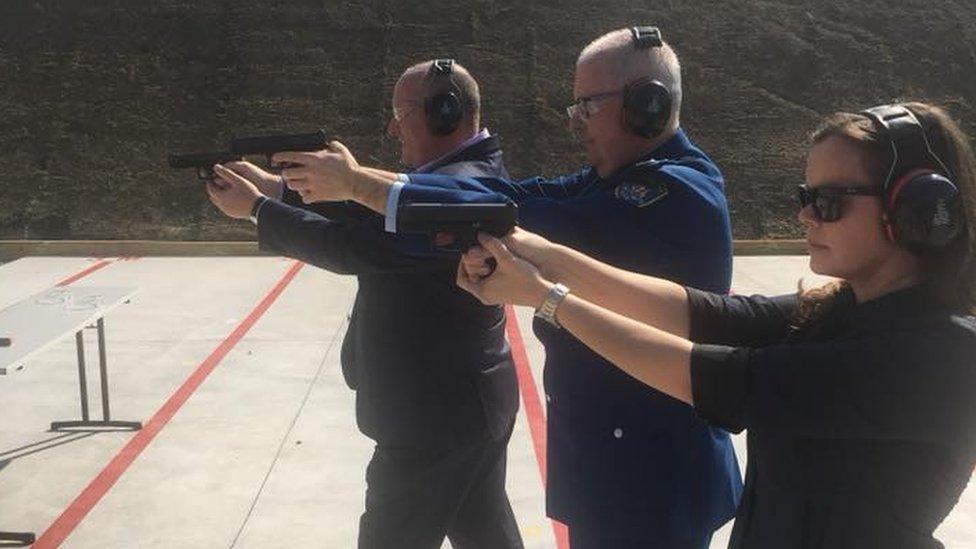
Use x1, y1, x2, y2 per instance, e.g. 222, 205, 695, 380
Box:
229, 130, 330, 168
396, 202, 518, 252
168, 151, 244, 181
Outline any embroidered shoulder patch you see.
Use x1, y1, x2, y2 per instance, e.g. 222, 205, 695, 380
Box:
614, 180, 668, 208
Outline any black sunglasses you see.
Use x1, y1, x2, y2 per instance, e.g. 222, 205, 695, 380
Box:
797, 184, 883, 222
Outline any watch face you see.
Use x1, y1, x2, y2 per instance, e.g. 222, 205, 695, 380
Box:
534, 284, 569, 328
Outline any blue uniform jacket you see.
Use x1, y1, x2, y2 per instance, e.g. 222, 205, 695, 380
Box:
391, 129, 743, 539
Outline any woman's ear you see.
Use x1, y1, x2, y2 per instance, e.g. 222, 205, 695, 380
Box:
882, 212, 897, 242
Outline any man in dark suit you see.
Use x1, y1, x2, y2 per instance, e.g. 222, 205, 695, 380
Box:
206, 59, 523, 549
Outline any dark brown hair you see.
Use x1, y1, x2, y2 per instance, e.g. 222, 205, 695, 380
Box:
795, 102, 976, 326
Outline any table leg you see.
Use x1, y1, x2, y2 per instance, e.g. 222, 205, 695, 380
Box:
50, 319, 141, 432
97, 318, 110, 421
75, 330, 89, 422
0, 530, 36, 546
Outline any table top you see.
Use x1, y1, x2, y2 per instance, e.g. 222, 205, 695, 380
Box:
0, 285, 137, 375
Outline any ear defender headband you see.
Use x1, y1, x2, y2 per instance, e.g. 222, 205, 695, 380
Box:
622, 26, 674, 139
861, 104, 963, 251
424, 59, 464, 136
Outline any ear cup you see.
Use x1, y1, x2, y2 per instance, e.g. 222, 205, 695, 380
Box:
887, 170, 962, 250
423, 59, 464, 136
622, 78, 672, 138
425, 91, 463, 135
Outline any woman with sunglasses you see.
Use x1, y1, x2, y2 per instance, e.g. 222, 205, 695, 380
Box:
457, 102, 976, 548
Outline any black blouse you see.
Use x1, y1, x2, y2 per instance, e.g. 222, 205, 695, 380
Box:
687, 285, 976, 549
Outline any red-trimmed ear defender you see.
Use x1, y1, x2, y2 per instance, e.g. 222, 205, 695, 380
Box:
885, 169, 962, 249
861, 105, 962, 252
424, 59, 464, 136
622, 26, 673, 139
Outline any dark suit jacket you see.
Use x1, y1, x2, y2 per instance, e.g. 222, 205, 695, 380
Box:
256, 135, 519, 448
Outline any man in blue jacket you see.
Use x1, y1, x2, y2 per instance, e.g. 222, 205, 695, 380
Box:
207, 60, 523, 549
259, 27, 742, 549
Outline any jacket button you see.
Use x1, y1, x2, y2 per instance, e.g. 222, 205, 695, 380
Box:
613, 428, 623, 439
546, 394, 552, 403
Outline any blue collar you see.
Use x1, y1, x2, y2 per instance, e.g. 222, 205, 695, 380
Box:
597, 128, 693, 183
647, 128, 693, 162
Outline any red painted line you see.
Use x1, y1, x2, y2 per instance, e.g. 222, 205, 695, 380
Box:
55, 259, 114, 287
504, 306, 570, 549
33, 260, 305, 548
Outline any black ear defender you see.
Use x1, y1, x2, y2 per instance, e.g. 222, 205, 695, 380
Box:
424, 59, 464, 136
622, 26, 673, 139
861, 104, 963, 251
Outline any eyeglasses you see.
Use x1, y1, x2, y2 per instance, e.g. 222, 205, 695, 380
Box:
566, 89, 624, 120
797, 184, 883, 222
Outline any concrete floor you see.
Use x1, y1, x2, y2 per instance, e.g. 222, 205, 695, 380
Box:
0, 256, 973, 548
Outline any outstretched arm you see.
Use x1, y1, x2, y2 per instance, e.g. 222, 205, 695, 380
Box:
457, 234, 695, 404
207, 162, 453, 275
271, 142, 399, 215
463, 229, 692, 338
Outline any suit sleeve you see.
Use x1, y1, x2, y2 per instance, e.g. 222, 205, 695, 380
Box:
396, 166, 733, 293
501, 171, 590, 199
280, 188, 375, 223
398, 171, 588, 204
257, 198, 456, 274
396, 174, 516, 204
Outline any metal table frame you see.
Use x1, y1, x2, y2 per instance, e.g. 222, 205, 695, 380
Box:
0, 286, 142, 545
0, 530, 35, 546
50, 317, 142, 432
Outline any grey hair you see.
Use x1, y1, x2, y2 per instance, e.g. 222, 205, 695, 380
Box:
578, 28, 682, 126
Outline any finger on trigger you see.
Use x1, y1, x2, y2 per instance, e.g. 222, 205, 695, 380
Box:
476, 232, 510, 259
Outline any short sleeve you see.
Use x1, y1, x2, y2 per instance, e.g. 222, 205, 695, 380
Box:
690, 343, 752, 433
686, 288, 797, 347
693, 321, 976, 450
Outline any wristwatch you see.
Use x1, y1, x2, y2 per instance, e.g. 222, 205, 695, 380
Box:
534, 283, 570, 328
249, 196, 268, 225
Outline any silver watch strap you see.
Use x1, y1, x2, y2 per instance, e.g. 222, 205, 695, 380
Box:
534, 283, 570, 328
